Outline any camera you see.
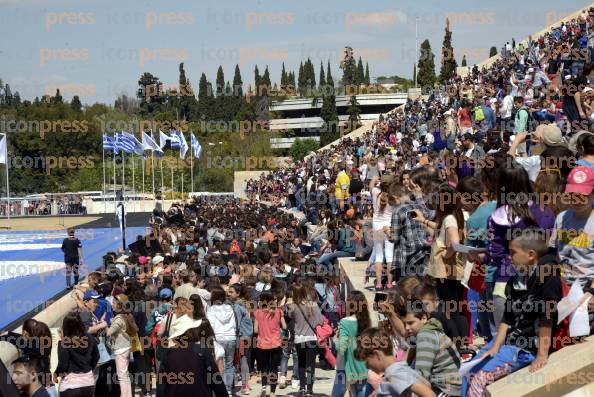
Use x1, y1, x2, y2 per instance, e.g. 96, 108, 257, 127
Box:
408, 211, 417, 219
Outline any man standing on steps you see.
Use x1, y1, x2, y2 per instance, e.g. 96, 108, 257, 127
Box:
61, 228, 84, 289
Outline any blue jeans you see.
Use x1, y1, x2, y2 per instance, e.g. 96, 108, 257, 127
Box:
219, 340, 236, 393
316, 251, 353, 268
330, 370, 346, 397
350, 380, 369, 397
478, 284, 497, 341
280, 341, 298, 378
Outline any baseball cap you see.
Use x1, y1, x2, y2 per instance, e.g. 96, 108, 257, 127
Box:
159, 288, 173, 299
83, 290, 100, 301
565, 166, 594, 195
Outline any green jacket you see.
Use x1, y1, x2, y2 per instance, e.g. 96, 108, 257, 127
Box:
337, 317, 367, 382
415, 318, 462, 396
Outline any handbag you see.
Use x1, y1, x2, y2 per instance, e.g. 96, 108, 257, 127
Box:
296, 304, 333, 345
96, 336, 112, 366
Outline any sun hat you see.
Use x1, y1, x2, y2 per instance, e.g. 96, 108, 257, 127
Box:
542, 124, 565, 147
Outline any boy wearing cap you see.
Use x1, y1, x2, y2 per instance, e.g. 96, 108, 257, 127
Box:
550, 166, 594, 297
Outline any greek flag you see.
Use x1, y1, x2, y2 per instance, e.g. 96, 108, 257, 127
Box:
169, 130, 181, 150
115, 132, 136, 154
159, 130, 169, 149
179, 131, 188, 159
102, 133, 118, 154
191, 133, 202, 158
122, 131, 144, 156
152, 132, 164, 158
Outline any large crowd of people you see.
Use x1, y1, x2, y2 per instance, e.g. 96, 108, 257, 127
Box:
4, 6, 594, 397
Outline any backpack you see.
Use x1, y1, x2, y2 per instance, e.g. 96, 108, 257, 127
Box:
473, 106, 485, 122
519, 107, 537, 132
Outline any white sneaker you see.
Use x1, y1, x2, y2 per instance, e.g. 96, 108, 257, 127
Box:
260, 386, 267, 397
291, 379, 300, 389
278, 375, 287, 389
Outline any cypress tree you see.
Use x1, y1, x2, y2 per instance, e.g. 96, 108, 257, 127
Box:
364, 62, 370, 85
254, 65, 261, 95
298, 62, 305, 96
319, 61, 326, 91
489, 46, 498, 57
439, 18, 457, 83
356, 57, 364, 85
216, 66, 225, 97
461, 55, 467, 67
417, 39, 436, 89
281, 62, 287, 87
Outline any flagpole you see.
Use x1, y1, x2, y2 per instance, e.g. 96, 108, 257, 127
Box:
190, 139, 194, 194
170, 148, 174, 200
113, 149, 116, 211
102, 141, 106, 214
151, 150, 155, 198
3, 134, 10, 221
160, 155, 164, 195
122, 150, 125, 203
142, 154, 145, 209
132, 153, 136, 212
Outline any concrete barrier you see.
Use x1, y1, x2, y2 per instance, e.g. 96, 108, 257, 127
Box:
487, 336, 594, 397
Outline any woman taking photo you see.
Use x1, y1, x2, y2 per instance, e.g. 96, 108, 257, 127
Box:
54, 313, 99, 397
288, 285, 324, 397
412, 183, 469, 348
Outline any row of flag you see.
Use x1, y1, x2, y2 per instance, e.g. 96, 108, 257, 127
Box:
102, 130, 202, 159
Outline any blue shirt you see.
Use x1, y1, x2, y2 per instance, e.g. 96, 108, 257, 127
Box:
466, 201, 497, 282
576, 159, 594, 170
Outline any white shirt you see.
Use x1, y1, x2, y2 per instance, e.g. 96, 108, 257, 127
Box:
501, 95, 514, 118
513, 156, 541, 182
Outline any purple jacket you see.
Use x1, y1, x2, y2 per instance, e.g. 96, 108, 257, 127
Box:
486, 203, 554, 283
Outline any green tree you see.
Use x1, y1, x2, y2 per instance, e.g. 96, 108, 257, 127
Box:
51, 88, 63, 105
439, 18, 457, 83
298, 62, 305, 96
417, 39, 436, 89
215, 66, 225, 97
288, 139, 319, 160
320, 63, 339, 146
364, 62, 370, 85
489, 46, 498, 57
137, 72, 164, 115
254, 65, 261, 96
261, 66, 271, 96
319, 61, 326, 90
347, 95, 361, 132
340, 46, 357, 90
461, 55, 467, 67
281, 62, 287, 87
356, 57, 364, 85
71, 95, 82, 112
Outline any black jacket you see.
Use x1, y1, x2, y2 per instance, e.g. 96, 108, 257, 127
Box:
54, 334, 99, 375
158, 343, 228, 397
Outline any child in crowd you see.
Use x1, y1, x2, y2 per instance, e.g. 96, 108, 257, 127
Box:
254, 291, 286, 397
462, 228, 564, 396
355, 327, 436, 397
400, 299, 462, 396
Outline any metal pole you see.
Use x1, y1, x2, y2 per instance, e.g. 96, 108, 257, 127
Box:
190, 142, 194, 194
120, 203, 126, 252
102, 143, 106, 214
113, 150, 116, 211
122, 151, 125, 203
415, 17, 419, 89
3, 134, 9, 221
170, 149, 174, 200
132, 153, 136, 212
151, 150, 155, 198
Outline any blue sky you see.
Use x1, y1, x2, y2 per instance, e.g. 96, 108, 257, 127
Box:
0, 0, 591, 104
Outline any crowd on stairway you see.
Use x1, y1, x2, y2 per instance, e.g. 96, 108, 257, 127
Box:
4, 6, 594, 397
